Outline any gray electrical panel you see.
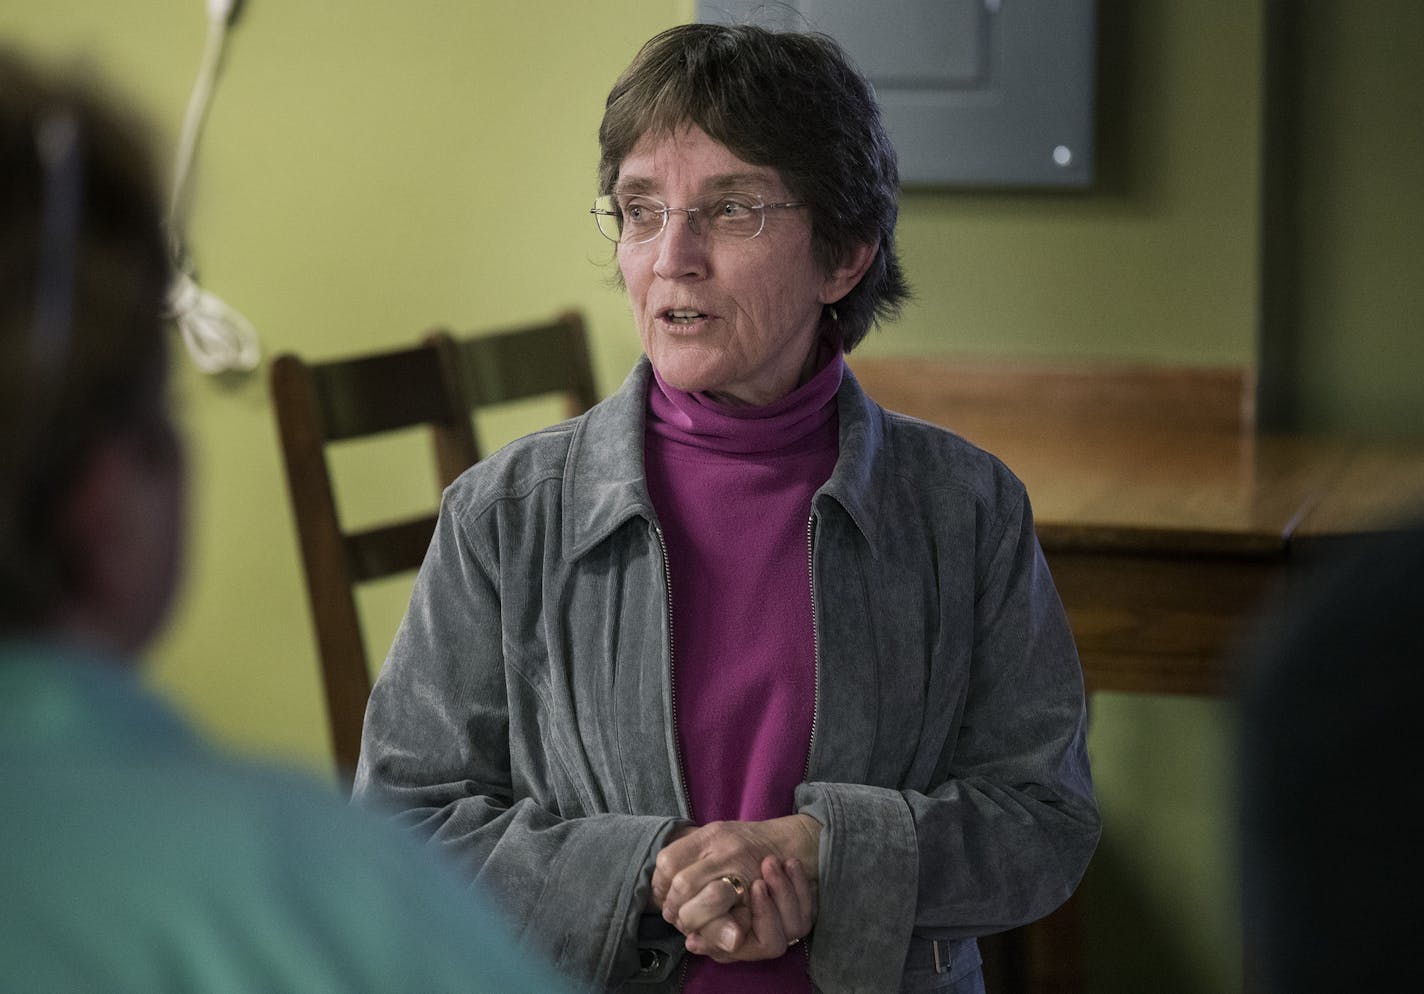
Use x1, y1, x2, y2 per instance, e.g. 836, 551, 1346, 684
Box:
697, 0, 1097, 188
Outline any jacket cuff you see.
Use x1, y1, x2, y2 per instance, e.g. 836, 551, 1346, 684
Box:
796, 782, 918, 993
514, 814, 682, 989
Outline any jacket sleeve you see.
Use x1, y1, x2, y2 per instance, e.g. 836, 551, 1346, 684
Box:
352, 496, 683, 992
795, 488, 1101, 993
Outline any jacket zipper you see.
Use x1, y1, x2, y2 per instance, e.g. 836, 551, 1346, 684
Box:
656, 522, 695, 993
791, 514, 819, 978
804, 514, 820, 782
655, 523, 694, 822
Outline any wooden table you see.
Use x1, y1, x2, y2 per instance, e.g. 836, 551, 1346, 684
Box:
849, 356, 1424, 993
1001, 427, 1424, 697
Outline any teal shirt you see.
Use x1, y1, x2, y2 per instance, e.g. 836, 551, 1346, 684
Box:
0, 641, 574, 993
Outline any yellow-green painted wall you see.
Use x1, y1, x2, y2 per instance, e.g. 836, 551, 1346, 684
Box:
1288, 4, 1424, 437
7, 3, 1422, 992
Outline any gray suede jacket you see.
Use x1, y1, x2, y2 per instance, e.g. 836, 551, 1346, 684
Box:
353, 358, 1100, 994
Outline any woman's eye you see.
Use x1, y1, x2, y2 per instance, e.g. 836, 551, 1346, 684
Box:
624, 203, 653, 223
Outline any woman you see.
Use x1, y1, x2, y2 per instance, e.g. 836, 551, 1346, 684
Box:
354, 23, 1100, 994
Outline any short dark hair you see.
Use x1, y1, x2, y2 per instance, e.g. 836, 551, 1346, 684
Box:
0, 49, 173, 630
598, 23, 910, 351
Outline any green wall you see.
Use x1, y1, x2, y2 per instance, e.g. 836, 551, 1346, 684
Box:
1280, 3, 1424, 437
7, 3, 1422, 992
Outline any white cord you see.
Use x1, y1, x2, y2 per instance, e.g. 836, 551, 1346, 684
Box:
168, 0, 260, 374
168, 271, 261, 374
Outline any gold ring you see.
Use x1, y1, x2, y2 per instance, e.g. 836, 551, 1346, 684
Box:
718, 874, 747, 899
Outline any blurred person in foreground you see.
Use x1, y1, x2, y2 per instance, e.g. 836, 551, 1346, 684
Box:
354, 23, 1099, 994
0, 48, 571, 993
1239, 523, 1424, 993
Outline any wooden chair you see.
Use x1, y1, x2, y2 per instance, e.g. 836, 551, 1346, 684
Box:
270, 310, 597, 789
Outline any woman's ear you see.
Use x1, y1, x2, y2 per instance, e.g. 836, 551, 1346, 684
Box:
820, 240, 879, 305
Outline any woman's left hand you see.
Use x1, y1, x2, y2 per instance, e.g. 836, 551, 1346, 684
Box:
652, 814, 820, 956
683, 855, 816, 962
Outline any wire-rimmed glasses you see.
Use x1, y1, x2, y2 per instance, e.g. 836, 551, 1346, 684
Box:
590, 191, 807, 244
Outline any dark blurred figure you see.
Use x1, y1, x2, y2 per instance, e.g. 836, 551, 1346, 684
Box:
0, 48, 571, 993
1239, 523, 1424, 993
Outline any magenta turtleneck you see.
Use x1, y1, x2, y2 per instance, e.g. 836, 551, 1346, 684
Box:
643, 350, 843, 993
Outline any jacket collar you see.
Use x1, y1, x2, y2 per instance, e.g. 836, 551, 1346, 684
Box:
820, 363, 887, 560
562, 356, 887, 562
561, 359, 656, 561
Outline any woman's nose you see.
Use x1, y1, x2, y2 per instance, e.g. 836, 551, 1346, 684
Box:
652, 209, 709, 279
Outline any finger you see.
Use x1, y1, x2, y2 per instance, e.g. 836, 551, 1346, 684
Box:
685, 908, 748, 958
652, 828, 701, 908
662, 865, 737, 926
783, 857, 817, 931
650, 866, 673, 912
760, 857, 810, 939
688, 937, 739, 965
759, 856, 796, 915
661, 864, 728, 917
747, 878, 788, 949
672, 875, 746, 934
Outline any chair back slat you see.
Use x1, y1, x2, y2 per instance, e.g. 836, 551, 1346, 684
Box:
315, 343, 463, 442
454, 312, 599, 419
345, 515, 439, 583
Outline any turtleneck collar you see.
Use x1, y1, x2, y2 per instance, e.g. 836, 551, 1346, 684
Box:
646, 345, 845, 456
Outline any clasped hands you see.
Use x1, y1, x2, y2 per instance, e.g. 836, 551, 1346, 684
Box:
650, 813, 820, 963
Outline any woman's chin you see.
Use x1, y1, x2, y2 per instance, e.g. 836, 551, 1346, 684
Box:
649, 355, 724, 395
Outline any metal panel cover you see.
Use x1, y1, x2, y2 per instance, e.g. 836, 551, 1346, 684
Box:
698, 0, 1097, 188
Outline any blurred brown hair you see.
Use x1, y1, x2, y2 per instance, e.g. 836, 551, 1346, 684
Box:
0, 48, 173, 631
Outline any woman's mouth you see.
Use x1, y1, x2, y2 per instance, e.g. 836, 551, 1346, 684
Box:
664, 308, 707, 325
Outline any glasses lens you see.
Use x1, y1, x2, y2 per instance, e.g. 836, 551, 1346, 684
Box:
592, 195, 623, 242
705, 193, 764, 239
615, 195, 667, 244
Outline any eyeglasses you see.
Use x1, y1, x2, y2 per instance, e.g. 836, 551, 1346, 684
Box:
590, 191, 808, 244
